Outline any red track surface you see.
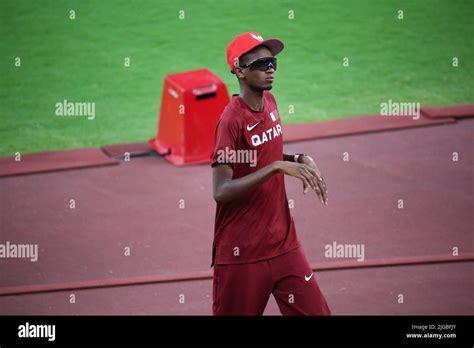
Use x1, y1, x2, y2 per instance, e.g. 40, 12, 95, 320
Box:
0, 148, 118, 177
0, 116, 473, 315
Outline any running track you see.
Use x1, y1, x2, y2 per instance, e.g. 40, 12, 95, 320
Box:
0, 112, 473, 315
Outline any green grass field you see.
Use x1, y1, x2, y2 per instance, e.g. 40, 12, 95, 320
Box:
1, 0, 473, 156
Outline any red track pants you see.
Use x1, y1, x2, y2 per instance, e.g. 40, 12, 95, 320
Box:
212, 247, 331, 315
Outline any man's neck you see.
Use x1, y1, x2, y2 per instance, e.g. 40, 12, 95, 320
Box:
239, 88, 264, 112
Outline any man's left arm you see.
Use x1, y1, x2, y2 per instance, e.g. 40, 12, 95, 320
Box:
283, 153, 328, 205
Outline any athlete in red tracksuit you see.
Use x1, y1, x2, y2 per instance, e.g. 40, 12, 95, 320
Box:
211, 32, 331, 315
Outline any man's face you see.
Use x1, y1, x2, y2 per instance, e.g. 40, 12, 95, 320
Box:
235, 46, 275, 91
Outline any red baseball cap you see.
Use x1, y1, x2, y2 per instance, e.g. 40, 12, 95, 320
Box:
226, 32, 284, 73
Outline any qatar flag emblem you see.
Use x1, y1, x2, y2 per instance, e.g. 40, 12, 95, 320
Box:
270, 110, 279, 122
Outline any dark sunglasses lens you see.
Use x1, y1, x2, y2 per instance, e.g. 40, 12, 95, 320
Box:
251, 58, 277, 71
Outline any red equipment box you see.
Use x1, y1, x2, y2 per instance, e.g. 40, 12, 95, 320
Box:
149, 69, 230, 165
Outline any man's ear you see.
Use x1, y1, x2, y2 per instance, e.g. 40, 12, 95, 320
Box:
235, 67, 245, 79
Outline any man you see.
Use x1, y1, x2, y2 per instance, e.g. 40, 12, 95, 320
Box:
211, 32, 331, 316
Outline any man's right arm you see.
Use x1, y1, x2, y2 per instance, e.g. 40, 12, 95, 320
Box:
212, 161, 320, 205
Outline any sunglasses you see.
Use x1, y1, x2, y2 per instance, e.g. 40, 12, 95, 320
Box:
239, 57, 277, 71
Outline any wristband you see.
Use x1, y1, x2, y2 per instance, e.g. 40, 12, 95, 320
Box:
294, 153, 306, 163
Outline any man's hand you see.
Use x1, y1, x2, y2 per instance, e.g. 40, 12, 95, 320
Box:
298, 155, 328, 205
273, 161, 323, 200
